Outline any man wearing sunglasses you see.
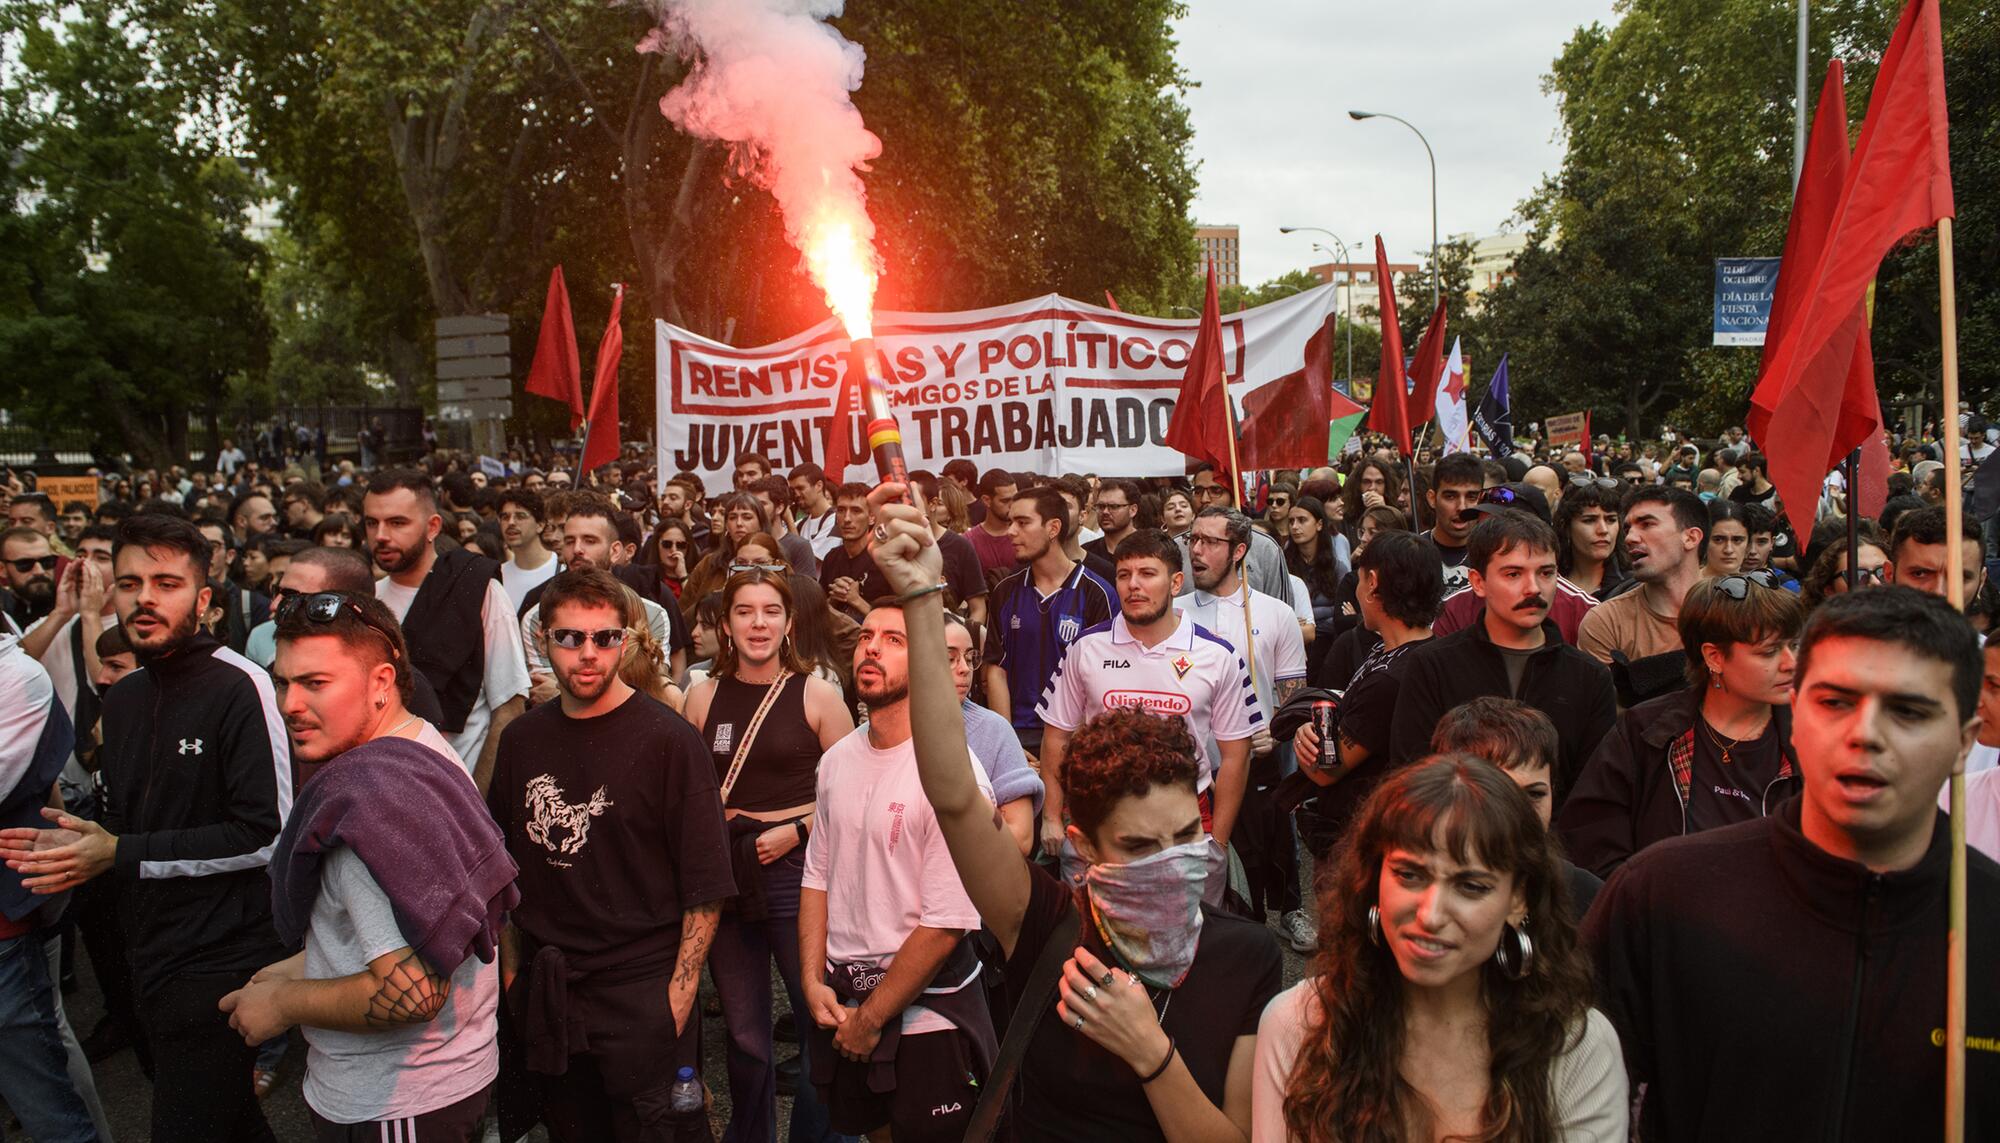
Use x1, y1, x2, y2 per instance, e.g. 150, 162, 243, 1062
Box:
518, 493, 686, 703
489, 568, 733, 1142
1, 525, 59, 632
220, 589, 511, 1142
0, 513, 291, 1142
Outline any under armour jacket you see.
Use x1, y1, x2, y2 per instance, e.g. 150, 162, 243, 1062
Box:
98, 631, 291, 995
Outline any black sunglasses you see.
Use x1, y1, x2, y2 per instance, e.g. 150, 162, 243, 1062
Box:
548, 627, 627, 650
1713, 571, 1782, 599
6, 555, 57, 574
1569, 474, 1621, 490
276, 591, 404, 656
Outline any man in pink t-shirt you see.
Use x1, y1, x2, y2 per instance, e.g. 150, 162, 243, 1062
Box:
801, 601, 995, 1141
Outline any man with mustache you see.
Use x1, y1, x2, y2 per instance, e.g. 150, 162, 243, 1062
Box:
1389, 511, 1616, 805
488, 568, 733, 1142
1578, 486, 1708, 668
0, 513, 291, 1142
364, 469, 528, 794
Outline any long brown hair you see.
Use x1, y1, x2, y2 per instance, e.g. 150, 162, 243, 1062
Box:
710, 568, 814, 679
1284, 756, 1592, 1143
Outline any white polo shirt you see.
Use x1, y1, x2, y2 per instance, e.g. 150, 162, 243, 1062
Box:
1036, 610, 1261, 789
1183, 585, 1307, 722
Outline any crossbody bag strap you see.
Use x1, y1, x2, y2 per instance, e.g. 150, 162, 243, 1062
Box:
718, 671, 793, 805
965, 900, 1082, 1141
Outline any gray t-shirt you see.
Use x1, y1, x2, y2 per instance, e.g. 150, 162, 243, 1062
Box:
962, 699, 1046, 815
301, 847, 500, 1124
1498, 645, 1538, 698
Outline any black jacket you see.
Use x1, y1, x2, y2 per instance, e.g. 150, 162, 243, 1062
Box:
1387, 616, 1616, 801
1584, 799, 2000, 1142
1558, 688, 1799, 878
99, 632, 289, 996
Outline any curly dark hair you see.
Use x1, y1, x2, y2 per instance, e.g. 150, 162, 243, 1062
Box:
1060, 707, 1201, 841
1284, 755, 1593, 1143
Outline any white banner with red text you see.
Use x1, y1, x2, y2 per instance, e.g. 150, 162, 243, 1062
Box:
656, 287, 1341, 495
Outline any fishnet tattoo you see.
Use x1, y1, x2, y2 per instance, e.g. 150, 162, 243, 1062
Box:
363, 949, 451, 1028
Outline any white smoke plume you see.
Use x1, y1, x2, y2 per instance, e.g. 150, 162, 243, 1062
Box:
643, 0, 883, 336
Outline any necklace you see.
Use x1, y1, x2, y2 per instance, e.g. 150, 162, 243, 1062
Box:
1699, 711, 1766, 766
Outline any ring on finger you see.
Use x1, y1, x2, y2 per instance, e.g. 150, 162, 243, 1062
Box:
1100, 970, 1115, 986
1082, 984, 1098, 1003
873, 524, 889, 542
1072, 1015, 1086, 1031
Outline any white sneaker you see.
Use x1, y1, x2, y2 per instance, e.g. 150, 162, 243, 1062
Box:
1279, 909, 1317, 953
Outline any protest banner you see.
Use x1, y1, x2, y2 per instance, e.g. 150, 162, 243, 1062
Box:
1713, 257, 1782, 345
656, 287, 1341, 494
1545, 411, 1590, 451
37, 475, 100, 507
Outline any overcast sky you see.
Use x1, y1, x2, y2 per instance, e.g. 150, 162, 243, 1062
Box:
1176, 0, 1621, 284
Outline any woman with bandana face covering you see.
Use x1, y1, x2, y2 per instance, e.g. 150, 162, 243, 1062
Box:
866, 483, 1282, 1142
1254, 757, 1625, 1142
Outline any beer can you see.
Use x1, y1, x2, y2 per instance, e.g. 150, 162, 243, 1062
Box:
1310, 699, 1338, 759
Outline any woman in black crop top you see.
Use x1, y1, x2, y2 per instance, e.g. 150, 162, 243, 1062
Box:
682, 568, 854, 1143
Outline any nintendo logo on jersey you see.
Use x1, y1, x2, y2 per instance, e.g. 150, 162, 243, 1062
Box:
1101, 690, 1194, 717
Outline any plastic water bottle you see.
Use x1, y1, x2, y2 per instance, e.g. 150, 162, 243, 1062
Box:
669, 1066, 703, 1115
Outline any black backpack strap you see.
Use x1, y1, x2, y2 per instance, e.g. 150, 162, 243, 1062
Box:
965, 901, 1081, 1141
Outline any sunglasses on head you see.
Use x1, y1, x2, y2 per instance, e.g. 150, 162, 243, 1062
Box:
7, 555, 57, 574
1712, 570, 1781, 599
729, 562, 786, 575
276, 591, 404, 655
548, 627, 628, 650
1569, 474, 1621, 490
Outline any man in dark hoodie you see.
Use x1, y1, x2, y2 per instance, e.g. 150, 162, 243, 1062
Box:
221, 590, 515, 1142
1584, 586, 2000, 1141
0, 512, 291, 1142
1387, 512, 1617, 804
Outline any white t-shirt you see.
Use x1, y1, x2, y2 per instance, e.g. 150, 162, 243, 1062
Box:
499, 555, 558, 612
799, 729, 992, 1034
375, 577, 530, 766
413, 719, 473, 779
1183, 585, 1307, 723
27, 610, 119, 800
1946, 767, 2000, 863
798, 509, 842, 560
1036, 611, 1262, 790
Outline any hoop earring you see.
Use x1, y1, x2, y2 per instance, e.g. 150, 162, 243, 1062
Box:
1493, 919, 1534, 980
1366, 905, 1382, 947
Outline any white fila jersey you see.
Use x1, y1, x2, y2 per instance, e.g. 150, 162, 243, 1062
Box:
1036, 610, 1262, 789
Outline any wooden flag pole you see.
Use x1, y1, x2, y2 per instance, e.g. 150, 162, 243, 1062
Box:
1939, 214, 1967, 1143
1217, 384, 1264, 698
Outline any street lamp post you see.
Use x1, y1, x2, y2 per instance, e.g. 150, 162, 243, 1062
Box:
1280, 225, 1356, 388
1349, 110, 1439, 310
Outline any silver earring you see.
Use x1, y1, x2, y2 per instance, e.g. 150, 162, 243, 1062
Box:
1493, 918, 1534, 980
1366, 905, 1382, 947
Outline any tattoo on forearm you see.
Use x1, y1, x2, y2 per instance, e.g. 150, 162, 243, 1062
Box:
673, 903, 721, 992
363, 950, 451, 1028
1276, 677, 1304, 705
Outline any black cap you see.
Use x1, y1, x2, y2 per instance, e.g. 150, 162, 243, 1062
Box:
1463, 482, 1551, 526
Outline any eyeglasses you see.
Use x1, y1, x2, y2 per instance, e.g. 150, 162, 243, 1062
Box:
1187, 533, 1234, 550
1712, 571, 1782, 599
6, 555, 57, 574
946, 648, 981, 670
729, 562, 786, 575
1569, 474, 1621, 490
548, 627, 628, 650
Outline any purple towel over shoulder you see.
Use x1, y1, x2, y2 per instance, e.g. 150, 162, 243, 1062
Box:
271, 735, 519, 971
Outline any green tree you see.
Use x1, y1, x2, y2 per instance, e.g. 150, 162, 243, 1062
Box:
0, 2, 270, 468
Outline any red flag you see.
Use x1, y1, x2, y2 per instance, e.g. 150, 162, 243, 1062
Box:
1754, 0, 1951, 526
1404, 299, 1450, 434
578, 285, 624, 475
823, 349, 863, 483
525, 266, 584, 428
1365, 236, 1413, 455
1164, 266, 1233, 472
1238, 314, 1340, 470
1750, 60, 1890, 519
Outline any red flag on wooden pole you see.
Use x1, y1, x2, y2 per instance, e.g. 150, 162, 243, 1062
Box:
578, 285, 624, 475
1164, 266, 1234, 474
1365, 236, 1412, 455
525, 266, 584, 428
1752, 0, 1951, 529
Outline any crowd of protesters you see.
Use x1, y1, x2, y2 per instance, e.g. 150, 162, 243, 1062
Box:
0, 405, 1992, 1142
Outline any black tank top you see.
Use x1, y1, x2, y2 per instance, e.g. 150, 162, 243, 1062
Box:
705, 673, 821, 812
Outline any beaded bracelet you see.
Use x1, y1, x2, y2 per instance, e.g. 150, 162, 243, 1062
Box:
898, 582, 947, 604
1136, 1036, 1176, 1085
